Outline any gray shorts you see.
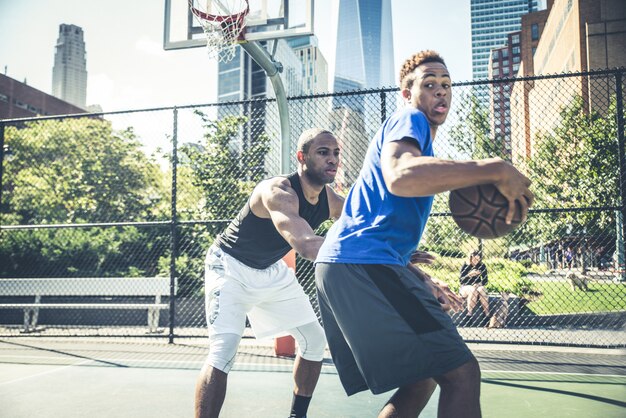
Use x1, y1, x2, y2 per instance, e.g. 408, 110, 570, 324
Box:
315, 262, 474, 395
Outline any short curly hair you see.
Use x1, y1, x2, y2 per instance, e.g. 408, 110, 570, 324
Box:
399, 50, 447, 90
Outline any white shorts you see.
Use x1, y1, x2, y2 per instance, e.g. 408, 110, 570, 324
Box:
204, 245, 319, 339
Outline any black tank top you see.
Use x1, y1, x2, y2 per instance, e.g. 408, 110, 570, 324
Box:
214, 173, 330, 269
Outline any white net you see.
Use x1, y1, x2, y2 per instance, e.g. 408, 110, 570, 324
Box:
189, 0, 249, 62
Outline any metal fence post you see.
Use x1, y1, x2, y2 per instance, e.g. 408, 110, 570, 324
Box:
615, 70, 626, 281
380, 91, 387, 123
0, 123, 5, 226
169, 107, 179, 343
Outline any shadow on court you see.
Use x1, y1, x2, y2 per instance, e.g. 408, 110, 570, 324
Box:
0, 338, 624, 418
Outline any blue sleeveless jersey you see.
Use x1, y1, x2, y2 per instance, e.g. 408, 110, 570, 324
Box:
316, 108, 434, 266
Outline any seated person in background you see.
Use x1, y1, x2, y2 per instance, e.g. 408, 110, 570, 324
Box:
459, 251, 490, 317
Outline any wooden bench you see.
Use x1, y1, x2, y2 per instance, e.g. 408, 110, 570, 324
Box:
0, 277, 174, 333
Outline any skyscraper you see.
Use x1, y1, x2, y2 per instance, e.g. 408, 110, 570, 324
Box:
331, 0, 395, 186
287, 36, 328, 95
333, 0, 395, 96
471, 0, 539, 80
52, 24, 87, 108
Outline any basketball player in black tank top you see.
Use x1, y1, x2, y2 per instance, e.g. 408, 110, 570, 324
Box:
195, 128, 345, 418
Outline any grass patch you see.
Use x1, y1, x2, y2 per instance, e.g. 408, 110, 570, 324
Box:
419, 254, 626, 315
526, 281, 626, 315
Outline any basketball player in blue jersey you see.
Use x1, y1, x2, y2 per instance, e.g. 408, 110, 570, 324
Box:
315, 51, 534, 417
194, 128, 345, 418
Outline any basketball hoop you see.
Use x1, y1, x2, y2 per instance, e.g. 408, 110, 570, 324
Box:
189, 0, 250, 62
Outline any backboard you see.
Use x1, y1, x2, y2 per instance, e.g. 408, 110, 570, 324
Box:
163, 0, 314, 50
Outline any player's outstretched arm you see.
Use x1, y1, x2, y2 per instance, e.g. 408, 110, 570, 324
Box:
380, 139, 534, 223
261, 179, 325, 261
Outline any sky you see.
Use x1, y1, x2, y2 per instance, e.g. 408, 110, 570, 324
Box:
0, 0, 472, 113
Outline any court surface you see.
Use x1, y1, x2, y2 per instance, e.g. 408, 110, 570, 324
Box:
1, 337, 624, 418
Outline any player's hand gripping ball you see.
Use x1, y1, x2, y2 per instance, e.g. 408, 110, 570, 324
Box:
449, 184, 524, 239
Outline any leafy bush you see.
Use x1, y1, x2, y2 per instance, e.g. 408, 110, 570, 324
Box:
520, 259, 534, 268
420, 254, 539, 297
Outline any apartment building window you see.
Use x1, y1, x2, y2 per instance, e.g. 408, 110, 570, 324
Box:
531, 23, 539, 40
13, 100, 28, 110
512, 46, 520, 55
512, 34, 520, 44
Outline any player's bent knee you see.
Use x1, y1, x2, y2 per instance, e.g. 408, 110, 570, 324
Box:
435, 357, 481, 388
290, 321, 326, 362
206, 333, 242, 373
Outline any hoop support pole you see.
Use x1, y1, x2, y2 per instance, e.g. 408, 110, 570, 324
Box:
241, 41, 291, 174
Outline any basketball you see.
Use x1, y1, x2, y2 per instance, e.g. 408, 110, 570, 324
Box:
449, 184, 523, 239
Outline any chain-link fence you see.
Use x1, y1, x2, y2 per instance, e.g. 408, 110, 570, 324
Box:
1, 69, 625, 347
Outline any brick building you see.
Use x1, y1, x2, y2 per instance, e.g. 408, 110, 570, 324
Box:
488, 31, 523, 156
0, 74, 86, 120
510, 0, 626, 165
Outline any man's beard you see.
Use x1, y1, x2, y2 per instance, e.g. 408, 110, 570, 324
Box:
304, 168, 334, 186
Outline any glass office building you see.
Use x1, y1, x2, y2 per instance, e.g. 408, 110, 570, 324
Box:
333, 0, 395, 110
471, 0, 539, 80
331, 0, 394, 187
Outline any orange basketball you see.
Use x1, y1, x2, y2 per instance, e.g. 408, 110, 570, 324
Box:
449, 184, 523, 239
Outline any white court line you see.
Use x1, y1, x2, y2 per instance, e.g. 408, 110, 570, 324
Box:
0, 354, 202, 362
0, 356, 335, 371
0, 355, 204, 366
481, 369, 626, 378
1, 356, 622, 379
0, 355, 294, 366
0, 359, 94, 386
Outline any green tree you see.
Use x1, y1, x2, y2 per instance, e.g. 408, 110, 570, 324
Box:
171, 113, 271, 296
182, 112, 271, 221
524, 96, 618, 243
0, 118, 170, 277
3, 118, 168, 224
448, 91, 508, 160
